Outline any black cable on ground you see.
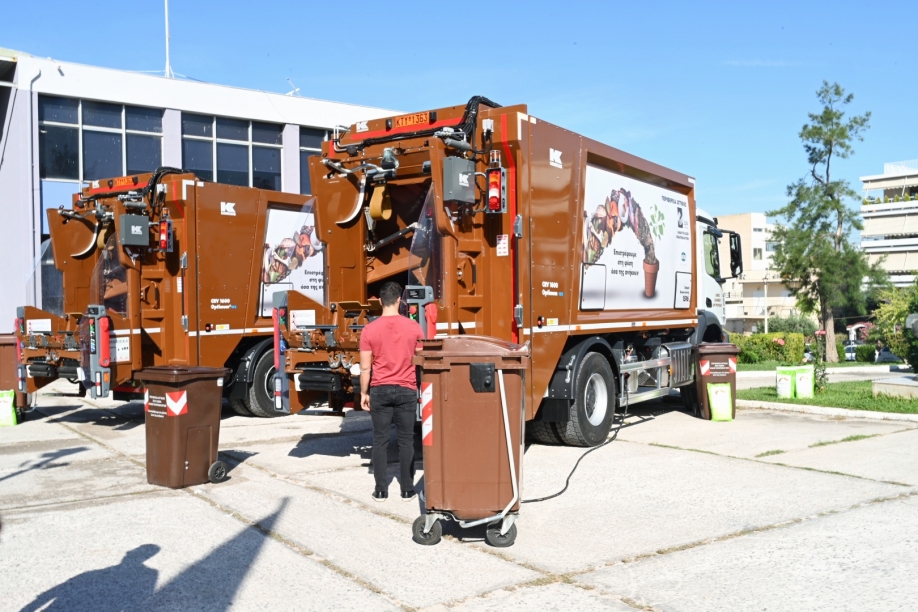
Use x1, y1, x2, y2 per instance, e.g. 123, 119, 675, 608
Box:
523, 384, 631, 504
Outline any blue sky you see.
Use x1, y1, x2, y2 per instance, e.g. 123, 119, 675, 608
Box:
3, 0, 915, 218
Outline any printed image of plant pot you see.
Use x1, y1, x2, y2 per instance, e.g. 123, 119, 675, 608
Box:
643, 260, 659, 298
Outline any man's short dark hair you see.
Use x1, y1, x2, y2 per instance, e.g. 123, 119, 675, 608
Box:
379, 282, 402, 307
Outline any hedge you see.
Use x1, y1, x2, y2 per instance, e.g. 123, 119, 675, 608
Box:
732, 332, 805, 364
856, 344, 875, 362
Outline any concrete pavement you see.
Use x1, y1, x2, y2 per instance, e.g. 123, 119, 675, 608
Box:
1, 380, 917, 611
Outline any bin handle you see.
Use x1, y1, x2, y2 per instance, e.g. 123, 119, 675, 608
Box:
458, 369, 520, 529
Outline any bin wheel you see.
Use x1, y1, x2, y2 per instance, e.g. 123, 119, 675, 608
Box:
208, 461, 228, 484
485, 523, 517, 548
412, 515, 442, 546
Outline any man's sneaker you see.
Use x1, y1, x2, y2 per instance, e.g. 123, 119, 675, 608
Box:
372, 490, 388, 502
400, 490, 417, 502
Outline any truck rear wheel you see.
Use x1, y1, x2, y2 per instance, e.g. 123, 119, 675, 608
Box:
228, 397, 253, 417
245, 350, 285, 418
527, 421, 564, 445
557, 353, 615, 447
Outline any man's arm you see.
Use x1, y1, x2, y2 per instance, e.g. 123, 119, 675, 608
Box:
359, 350, 373, 410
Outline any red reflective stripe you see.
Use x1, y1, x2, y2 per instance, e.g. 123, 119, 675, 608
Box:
272, 307, 281, 372
98, 318, 111, 367
499, 113, 518, 343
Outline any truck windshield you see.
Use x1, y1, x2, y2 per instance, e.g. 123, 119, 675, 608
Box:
703, 232, 721, 279
89, 234, 128, 316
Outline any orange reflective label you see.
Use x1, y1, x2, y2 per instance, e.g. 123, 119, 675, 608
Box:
393, 112, 429, 128
113, 176, 134, 187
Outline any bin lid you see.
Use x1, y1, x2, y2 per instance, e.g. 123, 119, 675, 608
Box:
415, 335, 531, 359
0, 334, 17, 346
136, 366, 230, 384
695, 343, 740, 356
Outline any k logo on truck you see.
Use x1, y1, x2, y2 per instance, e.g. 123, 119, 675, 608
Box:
220, 202, 236, 216
550, 148, 563, 168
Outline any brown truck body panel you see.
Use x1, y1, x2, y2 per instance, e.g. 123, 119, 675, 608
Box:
279, 99, 699, 420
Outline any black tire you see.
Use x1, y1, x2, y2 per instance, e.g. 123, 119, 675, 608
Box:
527, 421, 564, 445
485, 523, 517, 548
412, 515, 442, 546
245, 350, 285, 418
681, 382, 700, 417
208, 461, 228, 484
228, 397, 253, 416
557, 353, 615, 447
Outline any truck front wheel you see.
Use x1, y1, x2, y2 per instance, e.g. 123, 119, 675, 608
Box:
245, 350, 285, 418
558, 353, 615, 447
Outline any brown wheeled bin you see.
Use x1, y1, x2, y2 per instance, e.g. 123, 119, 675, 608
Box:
137, 366, 230, 488
0, 335, 28, 418
411, 336, 530, 547
692, 343, 740, 421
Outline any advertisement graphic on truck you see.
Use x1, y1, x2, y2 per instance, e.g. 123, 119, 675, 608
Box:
581, 165, 693, 310
259, 204, 325, 317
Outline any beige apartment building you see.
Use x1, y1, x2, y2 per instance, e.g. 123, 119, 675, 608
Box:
715, 212, 800, 334
860, 160, 918, 288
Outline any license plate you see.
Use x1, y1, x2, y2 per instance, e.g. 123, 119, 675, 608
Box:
393, 112, 430, 129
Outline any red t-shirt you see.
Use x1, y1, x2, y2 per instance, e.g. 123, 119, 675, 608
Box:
360, 315, 424, 389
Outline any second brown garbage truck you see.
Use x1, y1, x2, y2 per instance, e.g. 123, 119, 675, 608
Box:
274, 96, 742, 445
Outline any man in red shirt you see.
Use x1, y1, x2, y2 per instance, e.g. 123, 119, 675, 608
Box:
360, 282, 424, 502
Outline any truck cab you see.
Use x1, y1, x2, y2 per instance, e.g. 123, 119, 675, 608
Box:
695, 207, 742, 343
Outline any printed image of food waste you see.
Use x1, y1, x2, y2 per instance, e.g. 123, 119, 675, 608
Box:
582, 188, 660, 297
261, 222, 323, 284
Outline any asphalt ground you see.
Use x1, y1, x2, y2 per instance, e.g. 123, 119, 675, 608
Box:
2, 378, 917, 611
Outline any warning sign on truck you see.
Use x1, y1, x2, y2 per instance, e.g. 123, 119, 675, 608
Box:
259, 201, 326, 316
580, 165, 693, 311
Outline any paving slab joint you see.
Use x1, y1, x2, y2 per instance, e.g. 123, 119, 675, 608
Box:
737, 399, 918, 422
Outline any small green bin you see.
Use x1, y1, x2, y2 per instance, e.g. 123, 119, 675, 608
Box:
794, 365, 815, 398
776, 366, 796, 399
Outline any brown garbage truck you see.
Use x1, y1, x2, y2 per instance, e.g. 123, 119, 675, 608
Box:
14, 170, 322, 417
273, 96, 742, 445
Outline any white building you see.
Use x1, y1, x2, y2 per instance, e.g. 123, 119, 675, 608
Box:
715, 212, 800, 333
860, 160, 918, 287
0, 48, 394, 331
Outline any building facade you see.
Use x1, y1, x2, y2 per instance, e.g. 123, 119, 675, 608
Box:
860, 160, 918, 288
0, 48, 394, 331
715, 212, 800, 333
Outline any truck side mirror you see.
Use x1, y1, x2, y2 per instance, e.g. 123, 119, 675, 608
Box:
729, 232, 743, 278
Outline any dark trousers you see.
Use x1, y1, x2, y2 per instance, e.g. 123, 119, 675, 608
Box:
369, 385, 417, 493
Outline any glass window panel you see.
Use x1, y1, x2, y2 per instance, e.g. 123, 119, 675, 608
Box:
252, 122, 282, 145
217, 142, 248, 186
126, 134, 162, 175
252, 146, 281, 191
82, 131, 123, 180
38, 96, 78, 124
38, 125, 79, 179
83, 101, 122, 129
300, 151, 318, 194
216, 117, 248, 141
126, 106, 163, 133
182, 139, 213, 180
182, 113, 213, 137
300, 127, 325, 149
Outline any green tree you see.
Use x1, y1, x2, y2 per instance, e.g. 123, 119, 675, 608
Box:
874, 283, 917, 360
766, 313, 817, 337
768, 82, 886, 362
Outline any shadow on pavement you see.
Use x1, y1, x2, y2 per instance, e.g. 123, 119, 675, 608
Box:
0, 447, 89, 484
18, 498, 290, 612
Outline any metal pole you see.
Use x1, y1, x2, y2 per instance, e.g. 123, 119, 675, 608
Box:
164, 0, 173, 78
763, 272, 768, 334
